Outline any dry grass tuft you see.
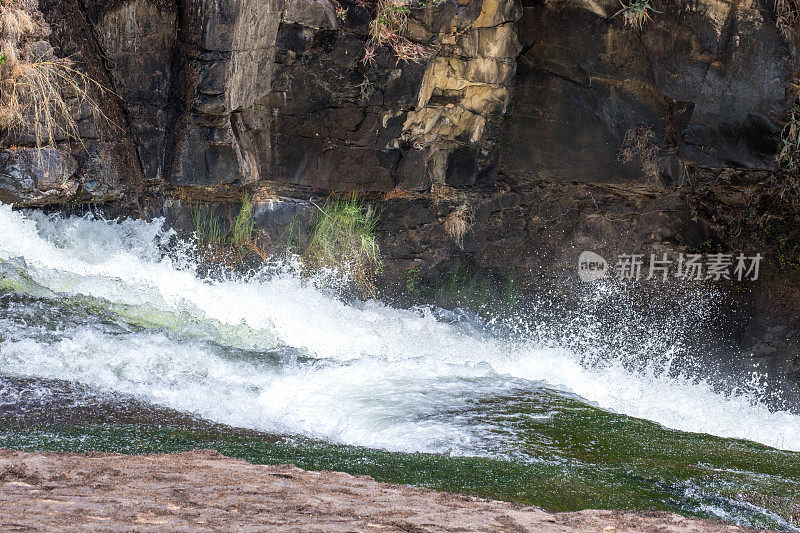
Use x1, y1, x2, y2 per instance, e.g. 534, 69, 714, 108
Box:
0, 6, 34, 59
360, 0, 442, 64
1, 59, 105, 149
0, 0, 106, 151
444, 204, 473, 249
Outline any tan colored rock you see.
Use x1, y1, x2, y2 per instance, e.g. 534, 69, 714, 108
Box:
454, 25, 521, 60
401, 0, 521, 185
469, 0, 521, 28
0, 449, 765, 532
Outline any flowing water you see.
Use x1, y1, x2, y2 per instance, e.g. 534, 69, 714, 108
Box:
1, 204, 799, 530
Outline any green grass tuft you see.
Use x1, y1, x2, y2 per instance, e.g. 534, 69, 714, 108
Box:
304, 193, 382, 299
232, 194, 255, 251
192, 204, 225, 247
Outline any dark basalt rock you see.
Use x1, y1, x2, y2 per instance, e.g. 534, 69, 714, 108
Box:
500, 0, 793, 184
92, 0, 178, 184
12, 0, 793, 195
446, 146, 478, 188
0, 148, 79, 205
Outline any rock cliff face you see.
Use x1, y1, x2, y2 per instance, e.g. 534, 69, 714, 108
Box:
2, 0, 800, 379
505, 0, 793, 184
8, 0, 795, 200
29, 0, 792, 195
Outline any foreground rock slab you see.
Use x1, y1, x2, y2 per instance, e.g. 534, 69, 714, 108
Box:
0, 449, 761, 532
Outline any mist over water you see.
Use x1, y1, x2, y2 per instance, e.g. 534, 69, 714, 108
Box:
1, 202, 800, 459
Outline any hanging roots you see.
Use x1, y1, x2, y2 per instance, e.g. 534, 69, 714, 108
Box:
444, 204, 473, 249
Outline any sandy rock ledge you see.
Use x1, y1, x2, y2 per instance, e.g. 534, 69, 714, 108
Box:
0, 449, 765, 532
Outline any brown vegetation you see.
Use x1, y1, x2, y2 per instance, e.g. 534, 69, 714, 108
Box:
0, 0, 104, 150
776, 0, 799, 40
445, 203, 473, 249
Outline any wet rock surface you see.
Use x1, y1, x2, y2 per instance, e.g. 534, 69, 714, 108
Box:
0, 449, 764, 532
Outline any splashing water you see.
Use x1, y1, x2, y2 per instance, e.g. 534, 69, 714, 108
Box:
0, 204, 797, 452
1, 204, 799, 530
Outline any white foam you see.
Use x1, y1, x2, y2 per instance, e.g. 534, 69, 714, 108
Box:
1, 204, 799, 453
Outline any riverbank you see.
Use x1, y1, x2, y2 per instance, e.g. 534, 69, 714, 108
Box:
0, 449, 764, 532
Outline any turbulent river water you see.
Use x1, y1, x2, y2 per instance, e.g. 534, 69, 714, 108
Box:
1, 204, 800, 530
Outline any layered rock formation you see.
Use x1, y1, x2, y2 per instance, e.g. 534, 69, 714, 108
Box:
18, 0, 791, 196
4, 0, 793, 205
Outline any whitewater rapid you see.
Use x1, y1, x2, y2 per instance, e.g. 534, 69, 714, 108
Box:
1, 203, 799, 454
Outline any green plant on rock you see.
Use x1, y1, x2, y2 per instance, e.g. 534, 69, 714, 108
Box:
406, 266, 421, 295
763, 218, 800, 276
283, 213, 307, 256
615, 0, 659, 30
424, 264, 523, 316
192, 204, 225, 247
232, 194, 255, 250
192, 197, 270, 266
777, 245, 800, 272
303, 193, 382, 299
